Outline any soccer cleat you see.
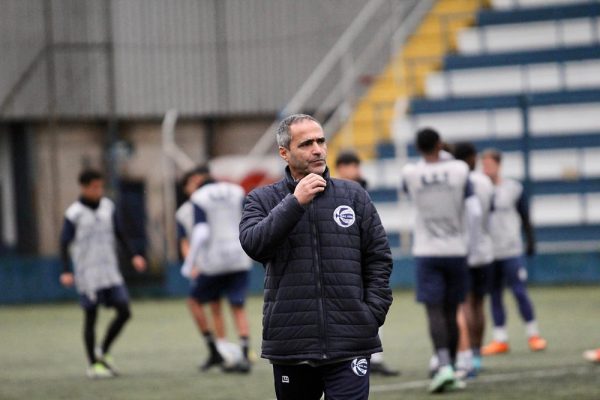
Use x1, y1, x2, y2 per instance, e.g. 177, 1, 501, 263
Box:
223, 358, 252, 374
428, 365, 456, 393
472, 355, 482, 373
454, 367, 477, 380
528, 335, 547, 352
99, 354, 119, 375
95, 348, 120, 375
481, 340, 510, 356
370, 361, 400, 377
200, 351, 224, 371
236, 358, 252, 373
87, 362, 115, 379
583, 348, 600, 363
447, 379, 467, 391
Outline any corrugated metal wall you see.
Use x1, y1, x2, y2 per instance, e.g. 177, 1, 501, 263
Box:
0, 0, 367, 119
0, 0, 47, 118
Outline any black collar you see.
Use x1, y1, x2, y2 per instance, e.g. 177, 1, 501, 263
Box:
79, 196, 101, 210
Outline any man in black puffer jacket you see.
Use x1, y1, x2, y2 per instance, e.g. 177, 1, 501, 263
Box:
239, 114, 393, 400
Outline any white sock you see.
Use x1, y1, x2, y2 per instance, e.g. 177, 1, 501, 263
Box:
493, 326, 508, 342
456, 350, 473, 371
526, 321, 539, 338
429, 354, 439, 371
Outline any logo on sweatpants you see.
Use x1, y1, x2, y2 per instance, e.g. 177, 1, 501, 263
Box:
282, 375, 289, 383
333, 205, 355, 228
518, 266, 528, 282
351, 358, 368, 376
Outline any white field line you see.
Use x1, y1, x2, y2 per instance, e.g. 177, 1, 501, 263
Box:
267, 365, 596, 399
370, 365, 595, 393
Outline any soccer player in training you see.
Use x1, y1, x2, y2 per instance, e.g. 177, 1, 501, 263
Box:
401, 128, 482, 393
176, 167, 225, 371
480, 149, 547, 355
59, 169, 147, 379
335, 150, 400, 377
181, 165, 253, 373
452, 143, 494, 376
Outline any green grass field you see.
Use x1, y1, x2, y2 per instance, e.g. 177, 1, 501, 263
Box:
1, 286, 599, 400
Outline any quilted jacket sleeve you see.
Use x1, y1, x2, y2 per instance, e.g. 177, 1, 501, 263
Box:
359, 193, 393, 326
239, 189, 306, 263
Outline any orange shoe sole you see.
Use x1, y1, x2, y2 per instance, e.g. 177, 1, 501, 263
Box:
481, 341, 510, 356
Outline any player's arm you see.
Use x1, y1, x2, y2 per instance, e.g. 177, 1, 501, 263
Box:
176, 221, 190, 259
464, 178, 483, 255
181, 204, 209, 279
359, 194, 393, 327
59, 217, 76, 287
517, 191, 536, 256
239, 189, 307, 263
400, 170, 410, 196
113, 210, 147, 272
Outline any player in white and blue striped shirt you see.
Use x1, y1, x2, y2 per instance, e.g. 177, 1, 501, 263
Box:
480, 149, 547, 356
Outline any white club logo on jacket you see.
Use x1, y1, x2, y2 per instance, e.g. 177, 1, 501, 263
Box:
333, 205, 355, 228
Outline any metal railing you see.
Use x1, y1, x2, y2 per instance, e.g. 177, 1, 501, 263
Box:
249, 0, 430, 156
396, 1, 489, 99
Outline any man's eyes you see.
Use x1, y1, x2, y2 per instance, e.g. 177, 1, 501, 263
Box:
300, 138, 326, 147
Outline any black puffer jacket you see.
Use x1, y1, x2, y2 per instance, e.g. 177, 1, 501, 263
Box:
239, 167, 393, 362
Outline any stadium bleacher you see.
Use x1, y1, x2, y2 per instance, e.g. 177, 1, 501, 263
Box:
368, 0, 600, 255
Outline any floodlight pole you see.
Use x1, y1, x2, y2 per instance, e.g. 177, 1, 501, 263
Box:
161, 109, 180, 263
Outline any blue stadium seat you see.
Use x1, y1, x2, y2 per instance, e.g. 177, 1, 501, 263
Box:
410, 88, 600, 114
444, 45, 600, 71
477, 3, 600, 26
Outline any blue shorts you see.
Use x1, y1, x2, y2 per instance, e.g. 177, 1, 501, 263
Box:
189, 271, 249, 306
415, 257, 468, 305
489, 257, 528, 289
79, 285, 130, 310
467, 264, 491, 298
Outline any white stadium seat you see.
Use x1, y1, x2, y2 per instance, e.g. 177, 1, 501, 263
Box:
458, 18, 600, 55
426, 60, 600, 99
491, 0, 592, 10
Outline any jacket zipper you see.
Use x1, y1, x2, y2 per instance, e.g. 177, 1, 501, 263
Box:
310, 199, 328, 360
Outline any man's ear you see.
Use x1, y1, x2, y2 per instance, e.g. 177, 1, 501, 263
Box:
279, 146, 288, 162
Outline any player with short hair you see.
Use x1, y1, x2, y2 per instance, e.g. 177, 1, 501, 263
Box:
480, 149, 547, 355
60, 169, 147, 379
181, 165, 253, 373
335, 150, 368, 189
335, 150, 400, 378
452, 142, 494, 376
176, 166, 225, 371
401, 128, 482, 393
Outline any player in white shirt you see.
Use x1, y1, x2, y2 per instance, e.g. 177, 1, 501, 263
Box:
451, 143, 494, 377
60, 170, 147, 379
181, 166, 253, 373
176, 167, 226, 371
401, 128, 482, 393
480, 149, 547, 355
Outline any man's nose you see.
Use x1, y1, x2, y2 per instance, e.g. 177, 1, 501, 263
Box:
311, 142, 323, 154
